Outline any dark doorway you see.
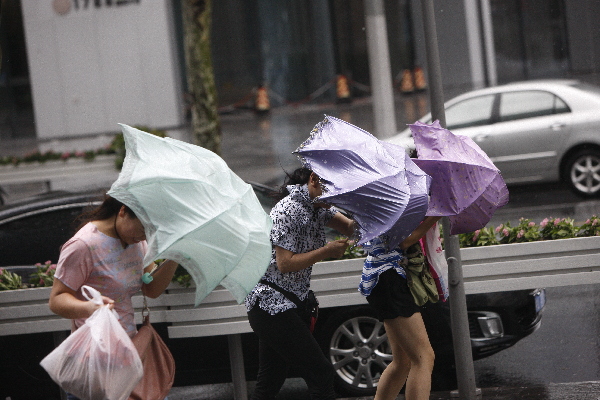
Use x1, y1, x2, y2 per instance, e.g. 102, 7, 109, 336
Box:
492, 0, 569, 83
0, 0, 35, 139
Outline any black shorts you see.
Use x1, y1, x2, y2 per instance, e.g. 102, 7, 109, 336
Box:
366, 268, 420, 321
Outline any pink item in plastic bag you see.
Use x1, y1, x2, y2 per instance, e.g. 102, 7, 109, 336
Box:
40, 285, 143, 400
420, 222, 449, 301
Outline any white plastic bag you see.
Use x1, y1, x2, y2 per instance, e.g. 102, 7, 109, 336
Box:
40, 285, 143, 400
423, 222, 449, 301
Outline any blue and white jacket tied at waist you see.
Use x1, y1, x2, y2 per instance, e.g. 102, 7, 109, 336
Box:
358, 222, 449, 302
358, 237, 407, 297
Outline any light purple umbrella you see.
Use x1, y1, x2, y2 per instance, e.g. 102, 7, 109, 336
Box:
295, 115, 430, 250
409, 120, 509, 235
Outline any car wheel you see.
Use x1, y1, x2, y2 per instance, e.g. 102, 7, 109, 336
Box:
564, 149, 600, 197
319, 306, 391, 397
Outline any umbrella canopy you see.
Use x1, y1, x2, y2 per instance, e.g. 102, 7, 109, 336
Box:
409, 120, 509, 235
108, 124, 272, 305
295, 115, 430, 250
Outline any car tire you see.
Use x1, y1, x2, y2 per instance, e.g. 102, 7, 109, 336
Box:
563, 149, 600, 198
317, 306, 391, 397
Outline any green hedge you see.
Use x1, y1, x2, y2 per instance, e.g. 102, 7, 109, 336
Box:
459, 215, 600, 248
0, 125, 166, 169
2, 214, 598, 291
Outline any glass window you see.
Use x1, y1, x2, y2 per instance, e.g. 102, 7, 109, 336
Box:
491, 0, 569, 83
499, 91, 568, 122
554, 96, 570, 114
445, 95, 496, 130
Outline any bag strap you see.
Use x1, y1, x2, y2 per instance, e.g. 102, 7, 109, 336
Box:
259, 279, 305, 308
141, 292, 150, 321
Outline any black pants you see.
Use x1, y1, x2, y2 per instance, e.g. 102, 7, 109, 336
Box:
247, 305, 336, 400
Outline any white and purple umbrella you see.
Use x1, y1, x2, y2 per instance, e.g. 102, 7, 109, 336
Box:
295, 115, 430, 251
108, 124, 272, 306
409, 120, 509, 235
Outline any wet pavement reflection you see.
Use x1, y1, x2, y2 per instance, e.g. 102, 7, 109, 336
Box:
220, 94, 428, 187
168, 379, 600, 400
476, 284, 600, 386
429, 381, 600, 399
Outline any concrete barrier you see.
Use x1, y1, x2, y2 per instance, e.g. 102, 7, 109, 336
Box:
1, 235, 598, 400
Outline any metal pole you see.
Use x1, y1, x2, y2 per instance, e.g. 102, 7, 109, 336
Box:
420, 0, 445, 127
420, 1, 480, 398
228, 334, 248, 400
480, 0, 498, 86
442, 219, 480, 399
364, 0, 397, 138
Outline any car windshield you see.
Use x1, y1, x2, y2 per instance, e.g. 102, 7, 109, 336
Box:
445, 94, 496, 129
418, 94, 495, 131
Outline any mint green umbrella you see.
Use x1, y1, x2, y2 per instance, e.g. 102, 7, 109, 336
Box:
108, 124, 272, 305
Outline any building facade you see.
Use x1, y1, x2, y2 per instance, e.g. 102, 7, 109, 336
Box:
1, 0, 598, 141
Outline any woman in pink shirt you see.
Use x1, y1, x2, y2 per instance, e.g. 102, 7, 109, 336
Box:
49, 195, 178, 338
49, 195, 178, 399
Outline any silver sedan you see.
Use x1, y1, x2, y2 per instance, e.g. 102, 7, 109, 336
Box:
388, 80, 600, 198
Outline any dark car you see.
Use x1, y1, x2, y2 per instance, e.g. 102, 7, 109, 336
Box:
0, 186, 545, 399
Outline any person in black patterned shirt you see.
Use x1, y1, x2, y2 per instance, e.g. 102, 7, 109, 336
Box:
245, 167, 355, 400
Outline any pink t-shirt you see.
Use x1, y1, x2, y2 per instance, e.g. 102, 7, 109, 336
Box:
55, 222, 148, 337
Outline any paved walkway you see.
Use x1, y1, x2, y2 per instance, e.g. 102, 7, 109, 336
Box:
166, 380, 600, 400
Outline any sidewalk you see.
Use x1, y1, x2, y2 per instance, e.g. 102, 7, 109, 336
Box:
429, 381, 600, 400
166, 380, 600, 400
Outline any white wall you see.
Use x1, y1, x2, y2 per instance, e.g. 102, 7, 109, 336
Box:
21, 0, 183, 139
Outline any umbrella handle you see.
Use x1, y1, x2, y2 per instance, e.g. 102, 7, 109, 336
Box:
141, 261, 165, 284
142, 272, 154, 284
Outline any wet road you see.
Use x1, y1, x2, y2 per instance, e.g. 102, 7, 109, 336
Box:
474, 283, 600, 388
167, 283, 600, 400
219, 94, 431, 188
488, 181, 600, 227
220, 99, 377, 187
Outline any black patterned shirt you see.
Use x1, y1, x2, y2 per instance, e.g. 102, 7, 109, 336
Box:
245, 184, 338, 315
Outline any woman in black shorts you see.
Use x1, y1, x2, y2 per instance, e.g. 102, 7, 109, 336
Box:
359, 216, 441, 400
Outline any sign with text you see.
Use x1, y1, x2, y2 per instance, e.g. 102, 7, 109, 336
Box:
22, 0, 183, 139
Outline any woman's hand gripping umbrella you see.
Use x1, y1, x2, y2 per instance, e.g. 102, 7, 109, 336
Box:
294, 115, 431, 252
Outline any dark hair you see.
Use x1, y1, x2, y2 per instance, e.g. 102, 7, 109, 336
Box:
76, 195, 136, 230
272, 167, 313, 201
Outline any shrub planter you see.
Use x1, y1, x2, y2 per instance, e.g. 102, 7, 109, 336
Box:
460, 235, 600, 294
2, 235, 600, 338
0, 155, 119, 190
1, 236, 599, 400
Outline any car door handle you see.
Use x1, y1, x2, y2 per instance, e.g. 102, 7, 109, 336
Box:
550, 122, 566, 131
473, 134, 489, 142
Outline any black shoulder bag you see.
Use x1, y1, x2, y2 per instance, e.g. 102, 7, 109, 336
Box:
259, 279, 319, 333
